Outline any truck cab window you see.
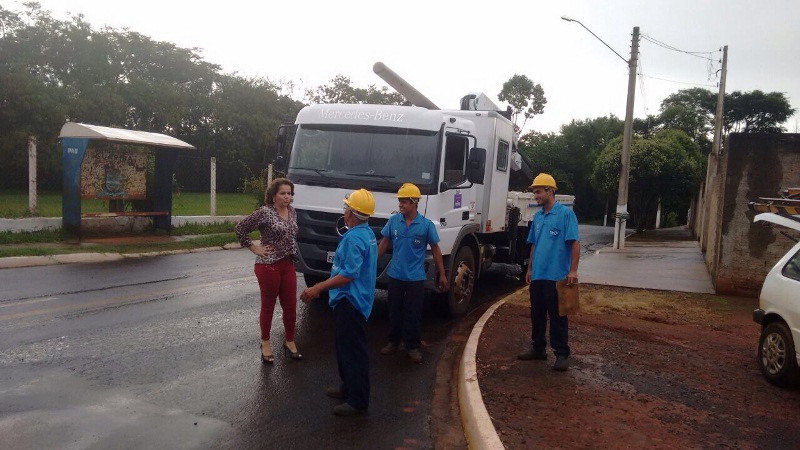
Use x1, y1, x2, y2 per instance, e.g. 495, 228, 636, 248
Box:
497, 140, 509, 172
444, 135, 468, 185
289, 124, 439, 193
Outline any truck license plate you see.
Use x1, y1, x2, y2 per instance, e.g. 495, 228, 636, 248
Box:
326, 252, 335, 263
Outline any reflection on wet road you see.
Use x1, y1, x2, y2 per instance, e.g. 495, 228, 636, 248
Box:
0, 225, 611, 448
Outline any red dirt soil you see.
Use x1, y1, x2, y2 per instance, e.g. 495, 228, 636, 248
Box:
477, 285, 800, 449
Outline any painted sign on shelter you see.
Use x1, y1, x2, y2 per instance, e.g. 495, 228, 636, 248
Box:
80, 147, 149, 199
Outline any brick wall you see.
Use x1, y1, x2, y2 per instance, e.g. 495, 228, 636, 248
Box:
712, 133, 800, 296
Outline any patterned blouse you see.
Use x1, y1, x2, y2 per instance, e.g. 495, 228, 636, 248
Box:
235, 204, 298, 265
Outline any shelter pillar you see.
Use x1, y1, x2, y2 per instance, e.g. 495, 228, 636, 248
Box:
61, 138, 89, 238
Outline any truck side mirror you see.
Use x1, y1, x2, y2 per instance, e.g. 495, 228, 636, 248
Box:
274, 122, 295, 173
467, 147, 486, 184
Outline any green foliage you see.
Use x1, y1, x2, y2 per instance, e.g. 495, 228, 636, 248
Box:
170, 222, 236, 236
662, 211, 679, 228
0, 233, 238, 258
591, 129, 703, 230
659, 88, 717, 139
498, 74, 546, 132
0, 228, 67, 245
305, 75, 409, 105
0, 3, 304, 193
518, 115, 623, 220
0, 190, 255, 218
725, 90, 796, 133
654, 87, 795, 142
239, 168, 271, 209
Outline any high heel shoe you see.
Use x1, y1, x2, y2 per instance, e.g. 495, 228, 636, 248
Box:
283, 343, 303, 360
260, 343, 274, 364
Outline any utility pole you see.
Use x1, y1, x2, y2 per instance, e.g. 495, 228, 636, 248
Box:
712, 46, 728, 157
612, 26, 640, 249
699, 45, 728, 251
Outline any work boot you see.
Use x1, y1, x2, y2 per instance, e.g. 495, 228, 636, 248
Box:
333, 403, 368, 416
517, 348, 547, 361
553, 356, 569, 371
380, 343, 399, 355
326, 387, 347, 399
408, 348, 423, 364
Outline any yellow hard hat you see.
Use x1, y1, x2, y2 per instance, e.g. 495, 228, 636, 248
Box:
530, 173, 557, 190
343, 188, 375, 216
395, 182, 421, 199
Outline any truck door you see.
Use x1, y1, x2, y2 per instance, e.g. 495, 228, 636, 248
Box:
434, 131, 480, 254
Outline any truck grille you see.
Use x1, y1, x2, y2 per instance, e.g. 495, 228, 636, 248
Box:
296, 209, 387, 250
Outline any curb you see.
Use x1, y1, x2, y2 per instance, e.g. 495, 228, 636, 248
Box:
0, 245, 237, 270
459, 290, 518, 449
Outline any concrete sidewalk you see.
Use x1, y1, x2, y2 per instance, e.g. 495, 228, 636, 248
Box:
579, 240, 715, 294
459, 227, 716, 448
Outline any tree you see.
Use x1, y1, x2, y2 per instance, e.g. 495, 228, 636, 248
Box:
633, 115, 661, 139
591, 129, 703, 230
518, 116, 623, 221
305, 75, 409, 105
0, 2, 304, 192
656, 87, 795, 143
658, 88, 716, 140
498, 74, 546, 132
725, 90, 796, 133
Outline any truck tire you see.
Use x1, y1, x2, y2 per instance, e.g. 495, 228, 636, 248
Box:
444, 246, 476, 317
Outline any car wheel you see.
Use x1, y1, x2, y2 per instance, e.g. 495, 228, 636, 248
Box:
758, 322, 799, 387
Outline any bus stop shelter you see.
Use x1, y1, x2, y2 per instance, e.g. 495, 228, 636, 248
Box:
59, 122, 195, 239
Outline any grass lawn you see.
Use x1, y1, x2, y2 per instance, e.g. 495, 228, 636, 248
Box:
0, 190, 258, 218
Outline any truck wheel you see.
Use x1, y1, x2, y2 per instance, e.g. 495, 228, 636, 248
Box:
302, 273, 329, 299
758, 322, 799, 387
445, 247, 476, 317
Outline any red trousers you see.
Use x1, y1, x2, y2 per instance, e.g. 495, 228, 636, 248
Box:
254, 258, 297, 341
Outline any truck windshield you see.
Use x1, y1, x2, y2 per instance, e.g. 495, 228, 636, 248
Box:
288, 124, 440, 193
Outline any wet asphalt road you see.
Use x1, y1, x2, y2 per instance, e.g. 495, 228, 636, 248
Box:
0, 225, 612, 449
0, 251, 516, 449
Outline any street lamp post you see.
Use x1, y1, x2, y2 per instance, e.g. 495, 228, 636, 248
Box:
562, 16, 639, 249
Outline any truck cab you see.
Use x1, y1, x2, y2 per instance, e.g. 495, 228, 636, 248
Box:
276, 64, 548, 316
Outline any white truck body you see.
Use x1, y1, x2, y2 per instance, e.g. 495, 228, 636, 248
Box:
280, 65, 574, 315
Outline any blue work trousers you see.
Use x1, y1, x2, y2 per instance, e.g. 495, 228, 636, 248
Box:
335, 298, 370, 410
387, 277, 425, 350
529, 280, 570, 358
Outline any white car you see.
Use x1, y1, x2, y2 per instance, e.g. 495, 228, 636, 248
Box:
753, 212, 800, 387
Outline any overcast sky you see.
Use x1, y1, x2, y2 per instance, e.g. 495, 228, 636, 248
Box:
4, 0, 799, 133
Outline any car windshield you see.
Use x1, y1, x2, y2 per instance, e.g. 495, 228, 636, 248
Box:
288, 124, 440, 193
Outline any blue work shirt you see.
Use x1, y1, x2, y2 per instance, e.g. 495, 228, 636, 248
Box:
381, 212, 440, 281
527, 201, 579, 281
329, 222, 378, 320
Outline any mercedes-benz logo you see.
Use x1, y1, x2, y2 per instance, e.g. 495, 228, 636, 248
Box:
335, 215, 348, 236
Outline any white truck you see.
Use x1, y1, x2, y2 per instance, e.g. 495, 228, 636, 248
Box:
275, 63, 573, 316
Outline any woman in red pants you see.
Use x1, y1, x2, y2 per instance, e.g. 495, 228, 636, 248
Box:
235, 178, 303, 364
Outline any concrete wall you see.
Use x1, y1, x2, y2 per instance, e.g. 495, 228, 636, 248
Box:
710, 133, 800, 297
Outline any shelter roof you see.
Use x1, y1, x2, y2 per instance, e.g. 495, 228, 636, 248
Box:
59, 122, 195, 150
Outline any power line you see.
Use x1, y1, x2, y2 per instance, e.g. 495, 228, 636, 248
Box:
641, 34, 722, 81
640, 73, 718, 88
637, 33, 720, 103
641, 34, 719, 60
637, 58, 650, 118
